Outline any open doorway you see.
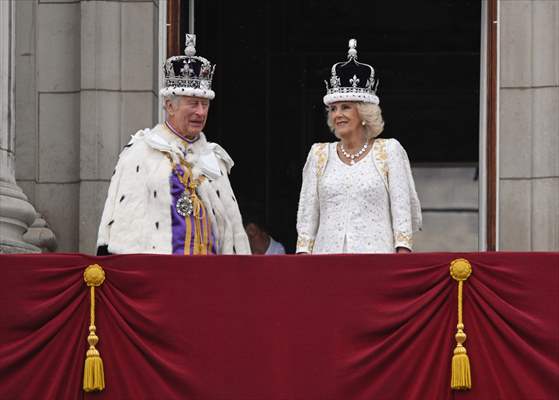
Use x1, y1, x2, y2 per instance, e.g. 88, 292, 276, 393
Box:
171, 0, 482, 252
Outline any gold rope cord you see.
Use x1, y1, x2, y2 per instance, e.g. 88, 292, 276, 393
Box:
449, 258, 473, 390
83, 264, 106, 392
166, 153, 207, 255
184, 210, 193, 254
201, 206, 209, 255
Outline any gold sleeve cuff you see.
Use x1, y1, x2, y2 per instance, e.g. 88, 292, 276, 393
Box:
394, 232, 413, 251
296, 236, 315, 253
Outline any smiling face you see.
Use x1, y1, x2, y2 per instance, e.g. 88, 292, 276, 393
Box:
165, 96, 210, 138
327, 101, 362, 139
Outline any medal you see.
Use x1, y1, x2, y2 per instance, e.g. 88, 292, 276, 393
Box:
166, 150, 205, 218
176, 191, 194, 216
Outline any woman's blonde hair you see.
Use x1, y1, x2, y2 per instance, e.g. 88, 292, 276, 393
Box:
327, 102, 385, 139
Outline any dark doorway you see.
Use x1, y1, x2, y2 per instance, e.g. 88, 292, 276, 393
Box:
179, 0, 481, 252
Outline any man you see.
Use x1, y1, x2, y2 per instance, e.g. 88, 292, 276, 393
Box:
96, 35, 250, 255
244, 219, 286, 255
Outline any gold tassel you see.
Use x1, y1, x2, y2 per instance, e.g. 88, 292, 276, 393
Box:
83, 264, 106, 392
449, 258, 473, 390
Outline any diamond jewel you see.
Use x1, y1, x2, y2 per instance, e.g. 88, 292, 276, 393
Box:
176, 191, 194, 216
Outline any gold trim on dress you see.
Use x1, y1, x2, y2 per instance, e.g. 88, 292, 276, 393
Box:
394, 231, 412, 248
296, 236, 315, 253
314, 143, 328, 177
373, 138, 388, 181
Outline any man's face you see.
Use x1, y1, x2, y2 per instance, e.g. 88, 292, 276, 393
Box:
167, 96, 210, 138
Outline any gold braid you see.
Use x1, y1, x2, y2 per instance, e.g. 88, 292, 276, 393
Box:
166, 154, 206, 217
166, 153, 207, 254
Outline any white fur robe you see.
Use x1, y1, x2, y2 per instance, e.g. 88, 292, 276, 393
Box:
97, 124, 250, 255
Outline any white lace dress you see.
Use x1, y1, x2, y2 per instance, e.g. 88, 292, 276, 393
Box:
296, 139, 422, 254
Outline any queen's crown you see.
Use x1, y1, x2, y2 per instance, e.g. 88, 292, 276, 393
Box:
323, 39, 379, 105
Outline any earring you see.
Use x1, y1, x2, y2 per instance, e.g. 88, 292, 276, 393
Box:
361, 121, 366, 126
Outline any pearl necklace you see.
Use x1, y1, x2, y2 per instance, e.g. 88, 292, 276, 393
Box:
340, 140, 369, 165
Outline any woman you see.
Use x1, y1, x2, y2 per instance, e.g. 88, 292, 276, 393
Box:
296, 39, 421, 254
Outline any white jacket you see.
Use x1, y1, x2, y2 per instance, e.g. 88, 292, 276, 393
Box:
97, 124, 250, 254
296, 138, 422, 254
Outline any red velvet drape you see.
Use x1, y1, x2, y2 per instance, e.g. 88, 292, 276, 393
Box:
0, 253, 558, 399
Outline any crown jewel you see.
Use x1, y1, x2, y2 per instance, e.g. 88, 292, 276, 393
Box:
323, 39, 380, 105
160, 34, 216, 99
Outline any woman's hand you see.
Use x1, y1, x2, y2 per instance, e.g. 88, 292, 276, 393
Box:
396, 247, 411, 254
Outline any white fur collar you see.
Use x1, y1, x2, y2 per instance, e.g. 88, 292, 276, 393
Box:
130, 124, 234, 180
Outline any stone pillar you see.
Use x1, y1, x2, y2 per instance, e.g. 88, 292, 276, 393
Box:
499, 0, 559, 250
12, 0, 158, 253
14, 0, 80, 252
79, 0, 158, 254
0, 0, 40, 253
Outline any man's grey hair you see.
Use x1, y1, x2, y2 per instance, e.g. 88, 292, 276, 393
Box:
162, 94, 181, 110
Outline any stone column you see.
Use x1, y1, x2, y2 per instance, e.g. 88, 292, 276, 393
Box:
11, 0, 157, 253
0, 0, 40, 253
499, 0, 559, 250
79, 0, 158, 253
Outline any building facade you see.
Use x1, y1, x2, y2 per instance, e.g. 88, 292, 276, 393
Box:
1, 0, 557, 254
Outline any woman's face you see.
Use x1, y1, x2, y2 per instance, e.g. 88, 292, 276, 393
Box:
328, 102, 361, 138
